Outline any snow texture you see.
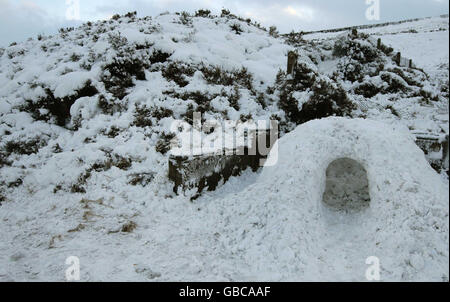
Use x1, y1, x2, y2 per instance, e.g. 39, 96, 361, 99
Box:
0, 12, 448, 281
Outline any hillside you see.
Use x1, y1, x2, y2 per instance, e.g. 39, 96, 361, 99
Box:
0, 11, 448, 281
303, 15, 449, 82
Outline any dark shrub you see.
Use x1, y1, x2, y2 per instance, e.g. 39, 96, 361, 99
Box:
380, 72, 409, 94
354, 82, 381, 98
200, 65, 253, 90
108, 33, 128, 50
279, 76, 354, 125
151, 106, 174, 120
298, 80, 354, 124
285, 31, 304, 46
112, 155, 132, 170
239, 113, 253, 122
124, 11, 137, 19
256, 93, 266, 108
232, 67, 253, 90
200, 65, 234, 86
337, 60, 364, 82
180, 11, 192, 25
133, 105, 153, 128
5, 137, 48, 155
292, 62, 317, 89
221, 9, 231, 17
101, 126, 122, 138
8, 178, 23, 188
161, 62, 195, 87
176, 91, 212, 113
388, 68, 422, 87
121, 221, 137, 233
333, 39, 349, 57
156, 133, 176, 154
269, 26, 278, 38
98, 95, 118, 114
133, 104, 174, 127
70, 53, 81, 62
128, 172, 155, 186
102, 57, 146, 99
230, 23, 243, 35
23, 80, 98, 126
149, 49, 171, 64
195, 9, 211, 18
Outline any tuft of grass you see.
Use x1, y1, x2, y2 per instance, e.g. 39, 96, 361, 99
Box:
230, 23, 243, 35
5, 137, 48, 156
161, 62, 194, 87
121, 221, 137, 233
128, 172, 155, 186
155, 133, 176, 154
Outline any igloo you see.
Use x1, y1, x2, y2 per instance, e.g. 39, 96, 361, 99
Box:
214, 117, 449, 281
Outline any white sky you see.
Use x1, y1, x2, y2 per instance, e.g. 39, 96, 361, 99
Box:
0, 0, 448, 46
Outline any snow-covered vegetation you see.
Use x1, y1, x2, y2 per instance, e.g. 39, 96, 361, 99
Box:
0, 11, 448, 281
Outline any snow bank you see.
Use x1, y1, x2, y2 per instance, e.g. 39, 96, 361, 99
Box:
208, 117, 448, 281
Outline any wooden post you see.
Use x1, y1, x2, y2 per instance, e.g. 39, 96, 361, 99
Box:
443, 135, 449, 172
377, 38, 381, 49
394, 52, 401, 66
287, 51, 298, 79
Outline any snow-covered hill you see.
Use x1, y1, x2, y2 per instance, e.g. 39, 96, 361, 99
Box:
304, 15, 449, 86
0, 11, 448, 281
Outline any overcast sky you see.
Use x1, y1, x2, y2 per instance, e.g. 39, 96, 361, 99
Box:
0, 0, 448, 46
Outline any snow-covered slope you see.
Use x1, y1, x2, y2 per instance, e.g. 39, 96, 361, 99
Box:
304, 15, 449, 82
301, 15, 449, 135
206, 118, 449, 281
0, 11, 448, 281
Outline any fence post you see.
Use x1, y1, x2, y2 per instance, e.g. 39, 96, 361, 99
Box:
287, 51, 298, 80
443, 134, 449, 172
394, 52, 401, 66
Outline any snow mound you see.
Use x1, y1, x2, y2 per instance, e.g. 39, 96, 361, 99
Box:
210, 117, 448, 281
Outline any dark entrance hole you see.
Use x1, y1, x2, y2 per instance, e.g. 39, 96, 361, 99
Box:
322, 158, 370, 213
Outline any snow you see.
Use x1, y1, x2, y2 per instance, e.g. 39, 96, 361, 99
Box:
192, 117, 449, 281
0, 12, 448, 281
1, 118, 447, 281
306, 15, 449, 80
375, 31, 449, 78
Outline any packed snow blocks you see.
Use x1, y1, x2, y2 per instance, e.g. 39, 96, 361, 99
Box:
413, 132, 449, 173
169, 129, 276, 197
249, 117, 449, 281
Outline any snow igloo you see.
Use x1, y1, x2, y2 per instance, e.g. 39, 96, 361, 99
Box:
215, 117, 449, 281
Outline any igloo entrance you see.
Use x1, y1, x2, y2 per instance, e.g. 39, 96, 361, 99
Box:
322, 158, 371, 213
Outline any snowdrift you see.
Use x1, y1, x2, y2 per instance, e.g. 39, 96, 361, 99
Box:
210, 117, 449, 281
